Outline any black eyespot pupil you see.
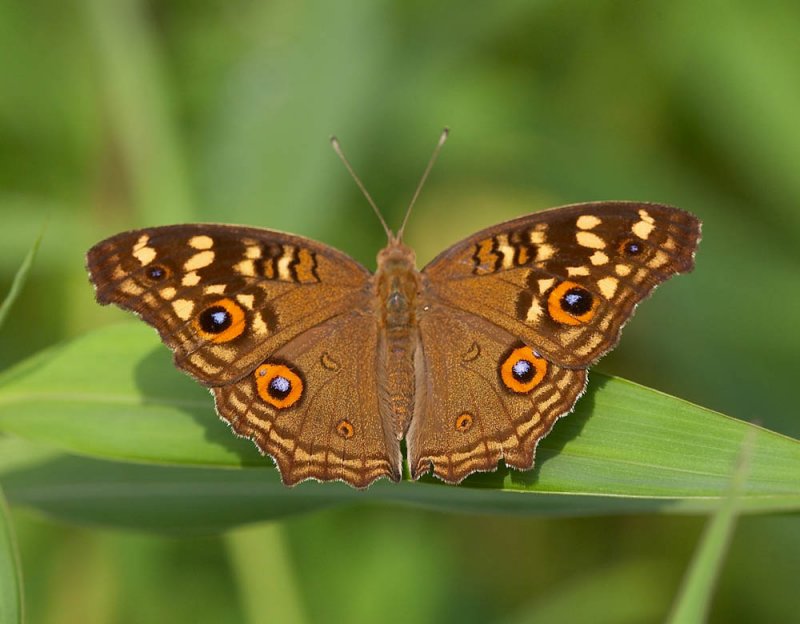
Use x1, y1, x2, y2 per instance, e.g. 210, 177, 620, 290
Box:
199, 306, 232, 333
560, 287, 593, 315
512, 359, 534, 383
147, 266, 166, 280
268, 376, 291, 399
625, 241, 642, 255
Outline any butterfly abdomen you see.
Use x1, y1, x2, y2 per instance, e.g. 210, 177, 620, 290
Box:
375, 242, 421, 439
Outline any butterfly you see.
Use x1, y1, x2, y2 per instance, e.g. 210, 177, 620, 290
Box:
86, 134, 701, 488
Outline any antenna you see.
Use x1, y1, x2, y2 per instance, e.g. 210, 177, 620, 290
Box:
330, 135, 394, 242
397, 127, 449, 241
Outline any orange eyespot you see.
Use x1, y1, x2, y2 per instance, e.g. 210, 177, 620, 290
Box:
455, 413, 474, 432
254, 363, 303, 409
194, 298, 246, 343
500, 347, 548, 394
336, 419, 355, 439
547, 281, 597, 325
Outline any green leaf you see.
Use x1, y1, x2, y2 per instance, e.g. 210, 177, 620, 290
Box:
0, 323, 798, 532
0, 484, 23, 624
0, 222, 45, 332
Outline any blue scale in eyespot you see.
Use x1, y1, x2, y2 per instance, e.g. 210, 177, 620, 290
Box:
564, 292, 583, 307
211, 310, 228, 327
270, 376, 291, 393
512, 359, 532, 378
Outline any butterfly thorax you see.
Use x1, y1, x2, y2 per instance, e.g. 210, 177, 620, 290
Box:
375, 241, 420, 438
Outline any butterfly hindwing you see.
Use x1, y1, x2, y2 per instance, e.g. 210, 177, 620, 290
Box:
409, 302, 587, 483
212, 310, 402, 487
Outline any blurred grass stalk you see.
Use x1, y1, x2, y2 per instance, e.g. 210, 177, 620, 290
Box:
666, 431, 755, 623
82, 0, 193, 224
0, 224, 45, 332
225, 522, 308, 624
0, 212, 45, 624
0, 486, 23, 624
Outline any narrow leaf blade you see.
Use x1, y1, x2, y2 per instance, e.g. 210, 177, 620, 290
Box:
0, 323, 798, 526
0, 485, 23, 624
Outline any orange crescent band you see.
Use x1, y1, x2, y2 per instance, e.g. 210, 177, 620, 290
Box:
455, 413, 474, 432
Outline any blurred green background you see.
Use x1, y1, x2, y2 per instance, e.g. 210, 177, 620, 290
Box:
1, 1, 799, 622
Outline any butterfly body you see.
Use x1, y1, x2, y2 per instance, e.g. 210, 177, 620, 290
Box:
87, 201, 700, 488
375, 240, 420, 438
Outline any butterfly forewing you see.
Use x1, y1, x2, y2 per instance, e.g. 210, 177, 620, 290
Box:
87, 224, 371, 385
422, 202, 701, 368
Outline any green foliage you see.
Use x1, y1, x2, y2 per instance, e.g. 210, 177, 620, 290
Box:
1, 0, 799, 622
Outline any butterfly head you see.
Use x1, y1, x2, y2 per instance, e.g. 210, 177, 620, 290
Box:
376, 237, 416, 273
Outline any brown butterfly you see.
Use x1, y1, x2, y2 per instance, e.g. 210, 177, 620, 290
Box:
86, 132, 701, 488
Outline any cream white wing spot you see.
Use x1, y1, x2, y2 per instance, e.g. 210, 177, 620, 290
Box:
172, 298, 195, 320
576, 215, 602, 230
524, 297, 542, 322
567, 266, 590, 277
182, 271, 201, 287
277, 246, 295, 281
159, 287, 177, 300
120, 279, 145, 296
133, 235, 149, 251
536, 243, 556, 261
251, 313, 269, 336
189, 235, 214, 250
576, 231, 606, 249
528, 229, 547, 244
184, 250, 215, 271
132, 235, 157, 266
590, 251, 609, 265
597, 276, 618, 299
235, 260, 256, 276
245, 245, 262, 259
649, 250, 669, 269
236, 294, 255, 309
204, 284, 226, 295
141, 293, 158, 308
495, 234, 516, 270
537, 278, 555, 294
632, 220, 655, 240
615, 264, 632, 276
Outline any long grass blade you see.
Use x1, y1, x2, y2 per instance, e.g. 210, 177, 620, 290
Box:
0, 223, 45, 332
